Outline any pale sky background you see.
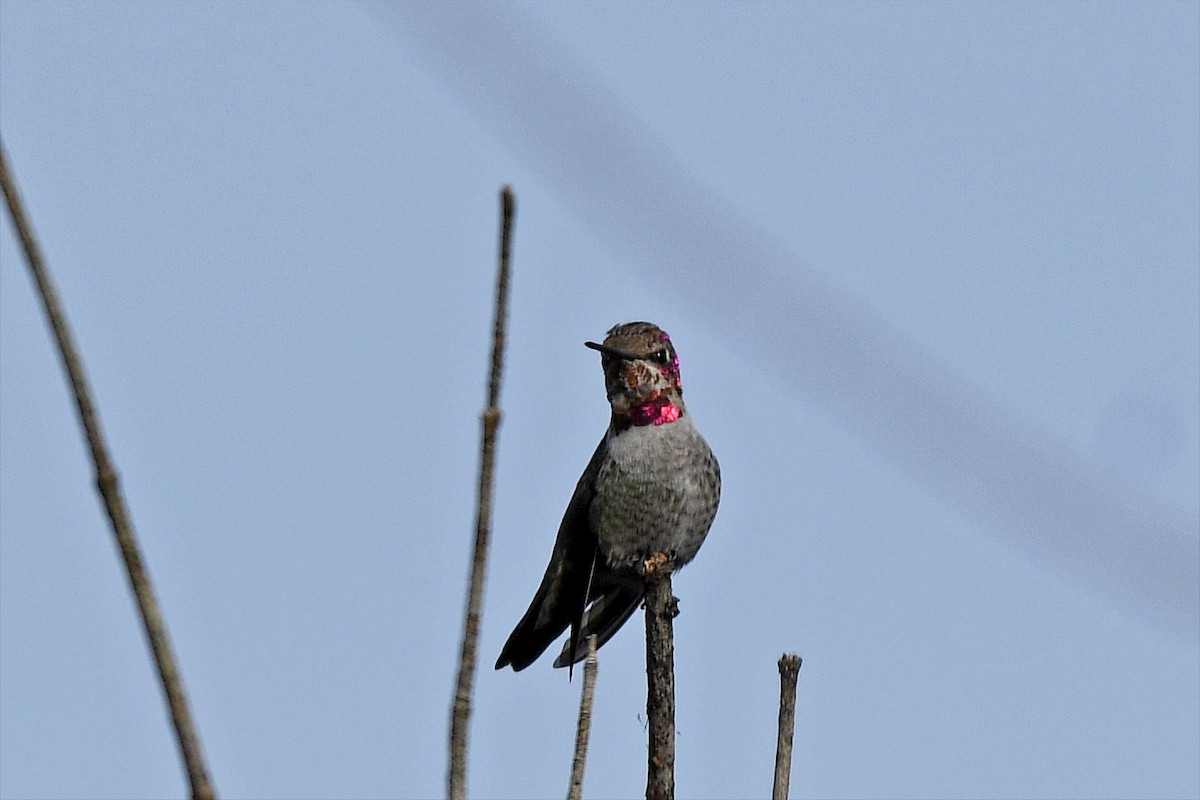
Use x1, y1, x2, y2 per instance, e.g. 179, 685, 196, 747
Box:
1, 3, 1197, 799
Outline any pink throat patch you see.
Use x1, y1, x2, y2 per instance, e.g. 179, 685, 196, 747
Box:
628, 396, 681, 427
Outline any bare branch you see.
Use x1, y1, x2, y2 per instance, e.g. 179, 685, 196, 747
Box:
448, 186, 516, 800
567, 634, 599, 800
0, 140, 216, 799
772, 652, 803, 800
643, 556, 676, 800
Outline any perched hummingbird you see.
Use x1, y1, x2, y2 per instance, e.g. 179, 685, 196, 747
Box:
495, 321, 721, 671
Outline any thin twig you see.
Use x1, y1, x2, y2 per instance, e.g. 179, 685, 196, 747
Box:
448, 186, 516, 800
0, 140, 216, 799
772, 652, 803, 800
643, 558, 675, 800
566, 634, 599, 800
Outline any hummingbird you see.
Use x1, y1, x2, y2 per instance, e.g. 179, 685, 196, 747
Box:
495, 321, 721, 672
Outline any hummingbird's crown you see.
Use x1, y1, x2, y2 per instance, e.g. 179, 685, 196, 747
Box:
586, 321, 684, 428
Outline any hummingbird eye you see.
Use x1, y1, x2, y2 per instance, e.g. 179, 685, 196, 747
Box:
650, 349, 671, 366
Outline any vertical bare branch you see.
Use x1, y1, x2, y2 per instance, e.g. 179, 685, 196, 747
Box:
772, 652, 803, 800
0, 140, 216, 799
643, 556, 675, 800
448, 186, 516, 800
566, 634, 599, 800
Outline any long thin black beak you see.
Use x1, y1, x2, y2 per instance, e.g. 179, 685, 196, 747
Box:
585, 340, 639, 360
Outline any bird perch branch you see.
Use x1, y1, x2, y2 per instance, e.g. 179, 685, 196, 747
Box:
643, 555, 676, 800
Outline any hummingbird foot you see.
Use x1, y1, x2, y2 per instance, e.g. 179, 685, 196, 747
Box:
641, 551, 674, 576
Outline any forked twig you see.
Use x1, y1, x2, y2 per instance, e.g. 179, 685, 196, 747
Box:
448, 186, 516, 800
772, 652, 803, 800
0, 140, 216, 799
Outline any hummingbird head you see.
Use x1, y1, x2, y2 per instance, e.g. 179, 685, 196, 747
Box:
586, 321, 684, 429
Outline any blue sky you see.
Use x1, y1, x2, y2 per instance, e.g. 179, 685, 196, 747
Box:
1, 3, 1197, 799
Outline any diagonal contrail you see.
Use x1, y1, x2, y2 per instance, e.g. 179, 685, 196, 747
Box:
376, 2, 1199, 638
